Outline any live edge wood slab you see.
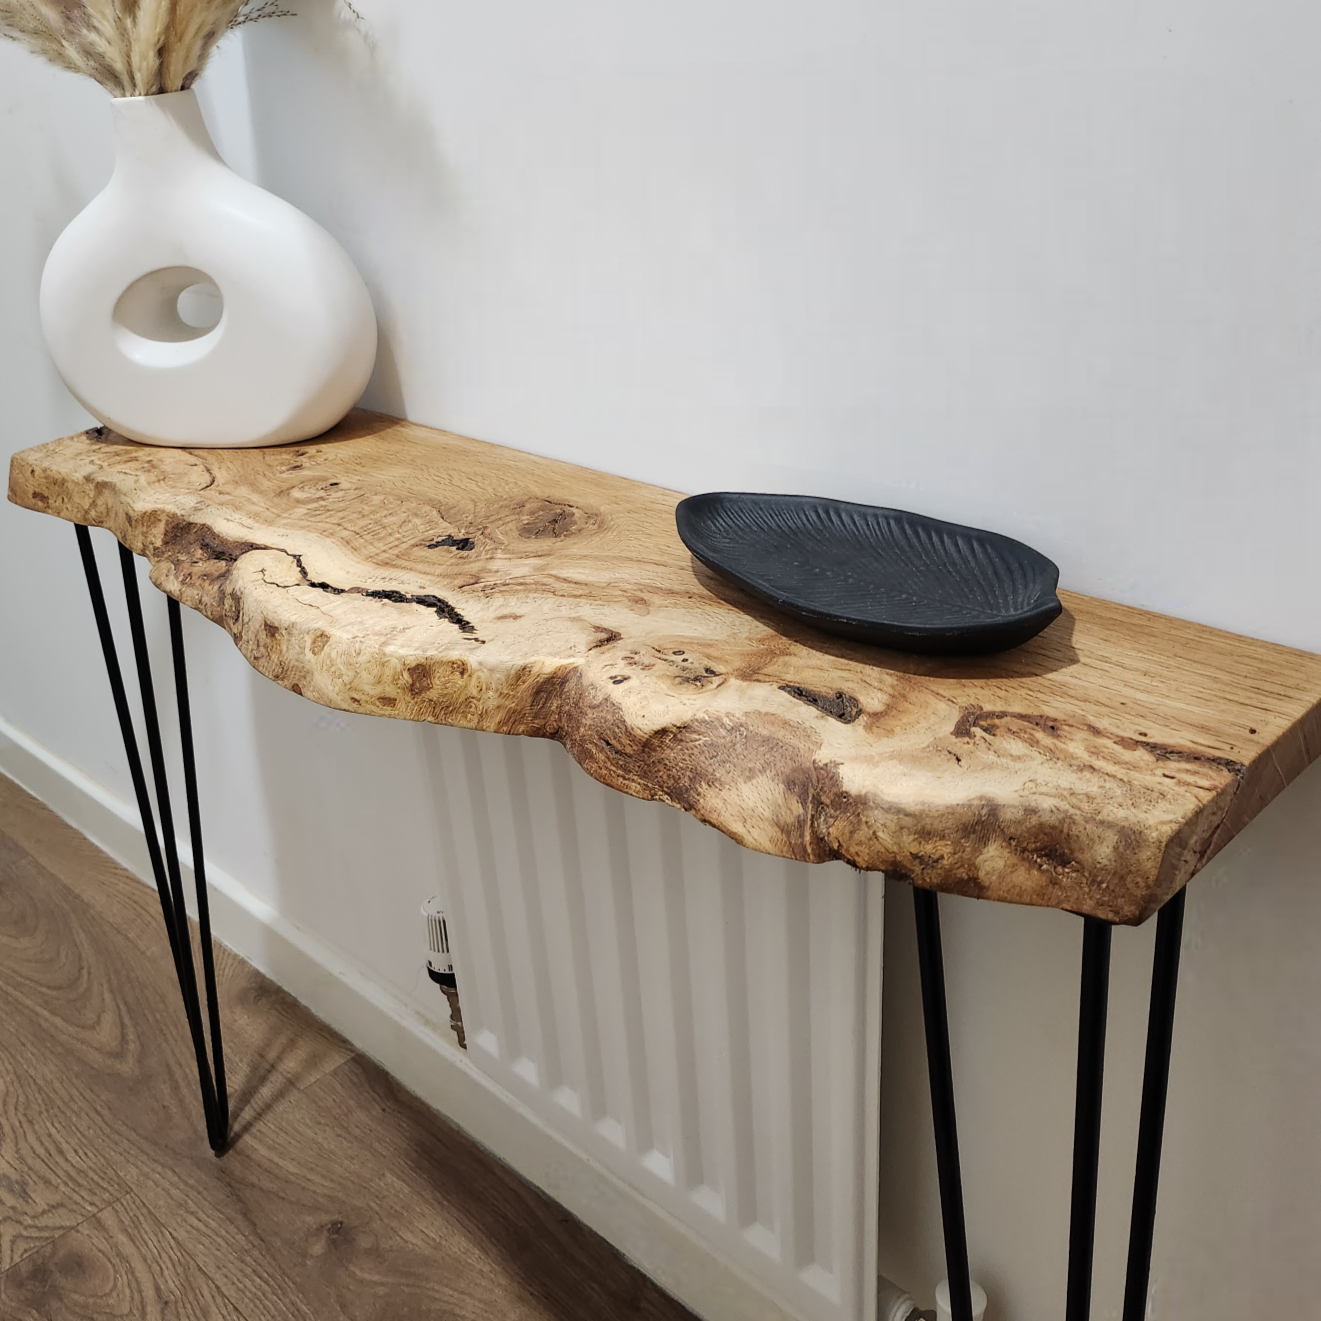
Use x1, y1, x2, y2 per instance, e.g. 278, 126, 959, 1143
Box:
10, 410, 1321, 924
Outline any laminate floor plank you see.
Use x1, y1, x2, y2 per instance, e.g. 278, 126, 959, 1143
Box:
1, 946, 486, 1320
0, 1018, 319, 1321
0, 775, 355, 1096
0, 1054, 127, 1273
0, 832, 131, 1272
310, 1055, 691, 1320
156, 1061, 543, 1321
0, 783, 696, 1320
0, 831, 328, 1321
0, 1193, 247, 1321
0, 830, 296, 1133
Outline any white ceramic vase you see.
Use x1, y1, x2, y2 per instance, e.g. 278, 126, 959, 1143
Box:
40, 90, 377, 448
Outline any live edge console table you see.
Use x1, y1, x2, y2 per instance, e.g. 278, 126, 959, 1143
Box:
9, 410, 1321, 1321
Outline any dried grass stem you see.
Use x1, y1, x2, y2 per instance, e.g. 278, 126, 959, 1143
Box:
0, 0, 284, 95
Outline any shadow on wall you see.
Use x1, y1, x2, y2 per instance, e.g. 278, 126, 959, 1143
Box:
244, 663, 445, 1012
240, 0, 456, 418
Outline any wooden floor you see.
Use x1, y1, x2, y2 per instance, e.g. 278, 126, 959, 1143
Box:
0, 773, 696, 1321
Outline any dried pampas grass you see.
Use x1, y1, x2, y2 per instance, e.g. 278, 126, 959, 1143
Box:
0, 0, 290, 97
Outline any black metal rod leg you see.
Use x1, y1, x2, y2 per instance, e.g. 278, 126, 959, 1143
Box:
913, 887, 974, 1321
1121, 888, 1186, 1321
1066, 916, 1113, 1321
117, 543, 228, 1153
76, 528, 187, 988
169, 595, 228, 1141
76, 526, 228, 1152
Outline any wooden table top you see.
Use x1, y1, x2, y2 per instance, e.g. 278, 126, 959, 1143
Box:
11, 410, 1321, 924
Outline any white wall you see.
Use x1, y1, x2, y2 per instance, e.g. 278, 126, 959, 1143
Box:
3, 2, 1320, 1317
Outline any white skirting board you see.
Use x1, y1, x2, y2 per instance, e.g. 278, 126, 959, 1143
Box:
0, 712, 885, 1321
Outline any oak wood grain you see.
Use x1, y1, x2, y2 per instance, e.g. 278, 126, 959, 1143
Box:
311, 1055, 692, 1319
0, 775, 355, 1097
11, 413, 1321, 922
0, 831, 338, 1320
0, 924, 127, 1273
0, 1195, 246, 1321
0, 787, 695, 1320
0, 1079, 126, 1276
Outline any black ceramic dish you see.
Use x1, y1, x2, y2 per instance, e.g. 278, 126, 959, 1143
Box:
675, 493, 1062, 656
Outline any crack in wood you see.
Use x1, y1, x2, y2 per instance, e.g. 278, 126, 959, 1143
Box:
779, 684, 862, 724
160, 520, 480, 637
287, 552, 479, 636
1119, 738, 1247, 777
953, 706, 1063, 739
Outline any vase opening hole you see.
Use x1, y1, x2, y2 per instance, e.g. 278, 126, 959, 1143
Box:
176, 281, 223, 330
113, 267, 223, 360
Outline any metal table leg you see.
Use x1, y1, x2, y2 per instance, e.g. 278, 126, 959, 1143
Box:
1122, 888, 1186, 1321
1066, 916, 1113, 1321
914, 887, 974, 1321
76, 525, 229, 1153
914, 887, 1186, 1320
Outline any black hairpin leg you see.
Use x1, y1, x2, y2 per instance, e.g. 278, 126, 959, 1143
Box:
914, 887, 974, 1321
76, 525, 229, 1153
1066, 916, 1113, 1321
1122, 888, 1186, 1321
915, 887, 1186, 1319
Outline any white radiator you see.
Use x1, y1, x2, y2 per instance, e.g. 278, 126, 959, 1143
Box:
422, 726, 884, 1321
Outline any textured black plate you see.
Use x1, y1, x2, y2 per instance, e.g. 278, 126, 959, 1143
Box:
675, 493, 1062, 655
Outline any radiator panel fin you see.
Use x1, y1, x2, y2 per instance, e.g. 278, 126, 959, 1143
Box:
422, 726, 882, 1321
